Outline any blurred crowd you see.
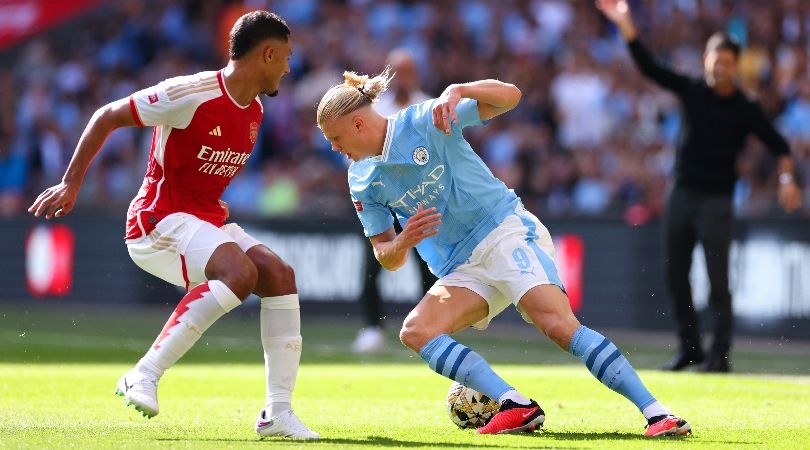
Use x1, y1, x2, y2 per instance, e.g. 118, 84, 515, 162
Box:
1, 0, 809, 222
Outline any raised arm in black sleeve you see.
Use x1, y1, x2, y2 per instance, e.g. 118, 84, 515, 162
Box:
748, 101, 791, 157
627, 39, 692, 95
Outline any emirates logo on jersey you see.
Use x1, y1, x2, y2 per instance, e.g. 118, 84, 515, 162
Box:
249, 122, 259, 144
197, 145, 251, 178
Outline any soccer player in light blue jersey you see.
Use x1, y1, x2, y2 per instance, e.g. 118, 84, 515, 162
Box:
316, 68, 691, 437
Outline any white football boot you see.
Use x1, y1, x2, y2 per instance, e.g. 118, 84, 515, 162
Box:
115, 370, 159, 418
255, 408, 320, 439
351, 326, 386, 354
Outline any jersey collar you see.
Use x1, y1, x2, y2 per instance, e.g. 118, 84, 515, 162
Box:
381, 118, 394, 161
218, 69, 252, 110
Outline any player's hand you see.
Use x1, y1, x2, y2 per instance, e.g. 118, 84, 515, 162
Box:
219, 199, 230, 220
28, 182, 80, 220
433, 85, 461, 136
778, 180, 802, 213
397, 205, 442, 249
595, 0, 631, 24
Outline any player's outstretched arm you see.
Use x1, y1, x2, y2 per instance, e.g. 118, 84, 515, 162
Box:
28, 97, 137, 219
597, 0, 690, 93
369, 206, 442, 271
433, 80, 521, 135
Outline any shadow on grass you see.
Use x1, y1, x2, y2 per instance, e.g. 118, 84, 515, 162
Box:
156, 435, 579, 448
539, 430, 670, 441
539, 430, 761, 445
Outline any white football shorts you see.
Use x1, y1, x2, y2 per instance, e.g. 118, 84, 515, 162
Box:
432, 205, 565, 330
126, 212, 262, 290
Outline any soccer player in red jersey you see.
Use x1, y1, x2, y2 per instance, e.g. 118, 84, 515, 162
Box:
28, 11, 318, 439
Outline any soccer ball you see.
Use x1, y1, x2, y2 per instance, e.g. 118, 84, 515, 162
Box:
446, 382, 500, 429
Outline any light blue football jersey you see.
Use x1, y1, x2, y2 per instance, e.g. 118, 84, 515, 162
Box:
348, 98, 519, 277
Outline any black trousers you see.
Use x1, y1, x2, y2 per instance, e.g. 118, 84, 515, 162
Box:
665, 185, 733, 358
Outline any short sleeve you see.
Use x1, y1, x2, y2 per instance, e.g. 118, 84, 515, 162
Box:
351, 194, 394, 237
129, 74, 220, 129
129, 82, 179, 128
454, 98, 486, 129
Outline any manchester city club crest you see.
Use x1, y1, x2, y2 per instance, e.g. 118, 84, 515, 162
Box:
413, 146, 429, 165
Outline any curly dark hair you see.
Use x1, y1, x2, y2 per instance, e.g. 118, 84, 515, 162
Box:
229, 11, 290, 60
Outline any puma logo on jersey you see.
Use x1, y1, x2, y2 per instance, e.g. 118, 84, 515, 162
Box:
208, 126, 222, 136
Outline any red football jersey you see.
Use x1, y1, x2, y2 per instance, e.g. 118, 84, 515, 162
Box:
125, 70, 262, 240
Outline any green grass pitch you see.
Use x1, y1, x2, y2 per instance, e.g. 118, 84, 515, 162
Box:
1, 303, 809, 449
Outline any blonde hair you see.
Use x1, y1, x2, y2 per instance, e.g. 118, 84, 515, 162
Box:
317, 66, 393, 129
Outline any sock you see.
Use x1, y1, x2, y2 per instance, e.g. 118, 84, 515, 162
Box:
136, 280, 241, 378
498, 389, 531, 405
419, 334, 514, 402
261, 294, 302, 417
569, 325, 658, 414
642, 401, 672, 421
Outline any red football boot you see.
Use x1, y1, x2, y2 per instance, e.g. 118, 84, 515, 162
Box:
476, 399, 545, 434
644, 415, 691, 437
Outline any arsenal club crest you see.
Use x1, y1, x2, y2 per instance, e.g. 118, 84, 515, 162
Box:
249, 122, 259, 144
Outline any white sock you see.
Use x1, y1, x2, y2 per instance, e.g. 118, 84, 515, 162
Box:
498, 389, 531, 405
642, 401, 672, 420
135, 280, 241, 378
261, 294, 302, 417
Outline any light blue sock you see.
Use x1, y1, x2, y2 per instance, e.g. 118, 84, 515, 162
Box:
569, 325, 656, 412
419, 334, 513, 401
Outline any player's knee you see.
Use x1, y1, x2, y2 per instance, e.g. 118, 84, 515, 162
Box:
399, 321, 436, 352
530, 311, 578, 350
273, 260, 296, 290
221, 258, 258, 300
543, 317, 579, 350
255, 257, 296, 296
206, 243, 258, 299
398, 325, 419, 351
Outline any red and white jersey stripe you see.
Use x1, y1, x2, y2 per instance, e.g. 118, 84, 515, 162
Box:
125, 70, 263, 240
